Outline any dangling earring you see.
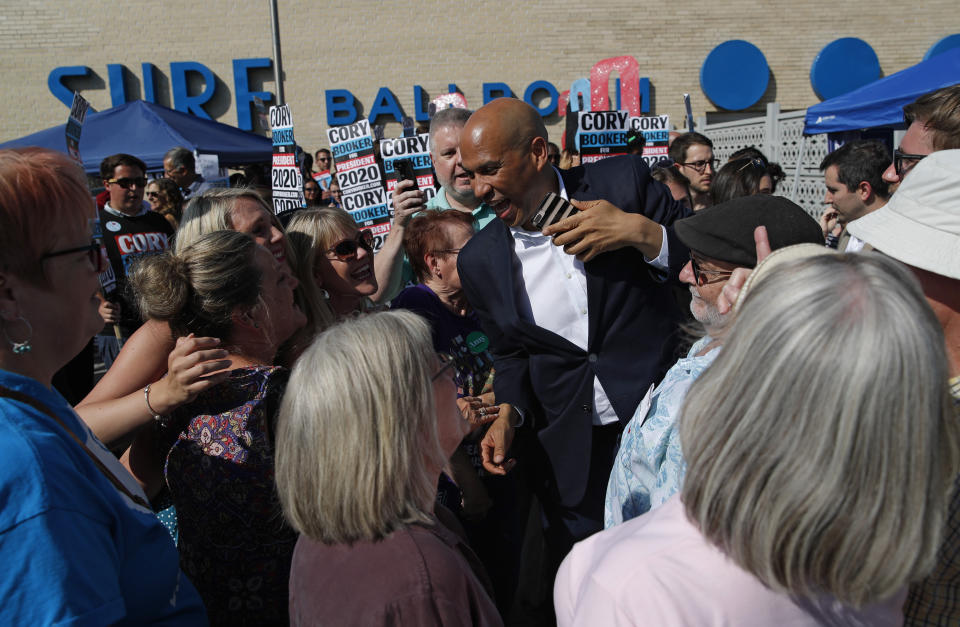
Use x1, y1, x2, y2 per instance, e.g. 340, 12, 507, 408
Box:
3, 315, 33, 355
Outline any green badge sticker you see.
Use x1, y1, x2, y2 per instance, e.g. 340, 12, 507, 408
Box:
466, 331, 489, 354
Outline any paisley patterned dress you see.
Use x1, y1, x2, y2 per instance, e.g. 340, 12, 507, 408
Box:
158, 366, 294, 626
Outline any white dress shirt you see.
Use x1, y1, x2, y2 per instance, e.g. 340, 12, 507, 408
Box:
509, 169, 669, 426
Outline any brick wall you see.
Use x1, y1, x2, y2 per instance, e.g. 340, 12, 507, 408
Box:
1, 0, 957, 156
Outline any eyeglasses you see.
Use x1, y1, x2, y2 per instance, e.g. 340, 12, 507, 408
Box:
106, 177, 148, 189
432, 248, 462, 255
433, 352, 456, 381
893, 149, 928, 177
690, 254, 734, 286
326, 229, 374, 261
145, 191, 160, 198
678, 158, 718, 174
40, 240, 107, 273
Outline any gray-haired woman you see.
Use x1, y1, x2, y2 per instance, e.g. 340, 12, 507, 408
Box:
276, 310, 502, 626
556, 253, 960, 625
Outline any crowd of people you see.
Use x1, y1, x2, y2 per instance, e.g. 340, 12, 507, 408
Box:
0, 82, 958, 627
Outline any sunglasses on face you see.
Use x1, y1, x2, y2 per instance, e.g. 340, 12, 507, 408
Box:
41, 240, 107, 273
737, 157, 766, 172
145, 191, 160, 198
893, 149, 928, 177
690, 254, 734, 286
326, 229, 374, 261
106, 177, 148, 189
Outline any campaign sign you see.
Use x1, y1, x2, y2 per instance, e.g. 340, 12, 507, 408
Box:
379, 133, 436, 203
65, 92, 89, 164
269, 104, 305, 214
327, 120, 390, 251
631, 114, 671, 168
577, 110, 630, 163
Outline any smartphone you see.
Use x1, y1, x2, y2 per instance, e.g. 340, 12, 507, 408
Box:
531, 191, 578, 231
394, 159, 418, 190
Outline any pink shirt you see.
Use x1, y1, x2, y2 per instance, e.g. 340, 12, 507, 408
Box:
555, 495, 905, 626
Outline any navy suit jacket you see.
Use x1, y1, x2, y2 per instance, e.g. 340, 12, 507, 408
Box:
457, 156, 692, 507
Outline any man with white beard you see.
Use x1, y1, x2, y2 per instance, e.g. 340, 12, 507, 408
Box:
604, 195, 823, 527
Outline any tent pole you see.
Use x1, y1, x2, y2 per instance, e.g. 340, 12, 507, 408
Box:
269, 0, 284, 106
791, 135, 806, 203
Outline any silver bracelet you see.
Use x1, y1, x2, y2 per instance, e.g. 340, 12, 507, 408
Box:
143, 384, 163, 422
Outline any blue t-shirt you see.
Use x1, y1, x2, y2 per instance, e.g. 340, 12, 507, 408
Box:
0, 369, 207, 626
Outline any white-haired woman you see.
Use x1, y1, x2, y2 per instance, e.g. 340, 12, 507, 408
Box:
556, 253, 960, 625
275, 310, 503, 626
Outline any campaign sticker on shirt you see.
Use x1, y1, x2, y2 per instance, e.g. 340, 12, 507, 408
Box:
105, 220, 122, 232
466, 331, 489, 354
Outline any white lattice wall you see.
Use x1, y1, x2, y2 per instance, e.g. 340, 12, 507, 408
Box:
699, 104, 828, 219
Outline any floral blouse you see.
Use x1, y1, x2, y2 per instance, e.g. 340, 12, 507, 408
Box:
159, 366, 294, 627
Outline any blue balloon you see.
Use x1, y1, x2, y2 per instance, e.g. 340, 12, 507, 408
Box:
810, 38, 881, 100
700, 40, 769, 110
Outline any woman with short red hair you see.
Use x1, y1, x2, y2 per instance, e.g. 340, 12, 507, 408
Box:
0, 148, 206, 624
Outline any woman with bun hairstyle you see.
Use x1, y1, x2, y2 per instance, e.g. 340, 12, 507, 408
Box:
127, 230, 305, 626
76, 188, 333, 450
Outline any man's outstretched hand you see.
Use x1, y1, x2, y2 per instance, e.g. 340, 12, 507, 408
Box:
480, 403, 519, 475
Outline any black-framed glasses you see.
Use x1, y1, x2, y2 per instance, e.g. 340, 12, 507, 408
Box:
326, 229, 374, 261
106, 177, 148, 189
145, 191, 160, 198
40, 241, 107, 273
433, 352, 456, 381
678, 158, 718, 174
690, 255, 734, 286
893, 149, 928, 177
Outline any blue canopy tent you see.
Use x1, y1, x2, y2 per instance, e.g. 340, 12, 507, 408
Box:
804, 46, 960, 135
0, 100, 273, 175
788, 47, 960, 201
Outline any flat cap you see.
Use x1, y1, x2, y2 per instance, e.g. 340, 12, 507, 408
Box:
675, 195, 823, 267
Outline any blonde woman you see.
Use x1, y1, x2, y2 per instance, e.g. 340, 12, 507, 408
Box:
276, 311, 502, 626
285, 207, 380, 318
76, 188, 332, 448
556, 253, 960, 625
